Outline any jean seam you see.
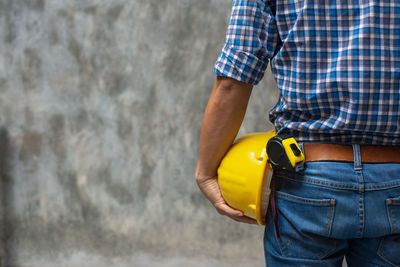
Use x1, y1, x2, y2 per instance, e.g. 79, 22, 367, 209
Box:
273, 210, 287, 258
277, 191, 335, 206
320, 200, 336, 260
377, 238, 400, 267
358, 190, 365, 238
387, 200, 395, 234
366, 183, 400, 191
275, 174, 400, 191
275, 174, 358, 189
325, 200, 335, 237
318, 241, 337, 260
277, 237, 337, 261
390, 197, 400, 205
275, 175, 360, 190
355, 169, 365, 238
276, 236, 287, 258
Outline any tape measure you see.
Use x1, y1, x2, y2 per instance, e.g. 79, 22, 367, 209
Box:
266, 134, 305, 172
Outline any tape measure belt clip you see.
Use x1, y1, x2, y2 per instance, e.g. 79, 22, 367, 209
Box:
266, 135, 305, 172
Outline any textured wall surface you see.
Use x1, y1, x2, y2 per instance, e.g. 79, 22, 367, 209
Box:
0, 0, 280, 266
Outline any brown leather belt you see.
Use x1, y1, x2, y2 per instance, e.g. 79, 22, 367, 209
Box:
303, 144, 400, 163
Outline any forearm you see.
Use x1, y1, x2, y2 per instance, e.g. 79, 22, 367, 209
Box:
195, 76, 256, 224
196, 76, 253, 180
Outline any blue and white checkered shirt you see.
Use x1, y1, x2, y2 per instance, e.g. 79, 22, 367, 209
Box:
215, 0, 400, 145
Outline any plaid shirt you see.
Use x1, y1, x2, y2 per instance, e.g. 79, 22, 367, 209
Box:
215, 0, 400, 145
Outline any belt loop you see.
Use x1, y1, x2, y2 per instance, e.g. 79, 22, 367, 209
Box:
352, 144, 362, 171
298, 142, 304, 155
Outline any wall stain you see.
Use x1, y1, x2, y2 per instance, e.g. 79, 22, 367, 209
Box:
57, 170, 102, 249
107, 4, 124, 25
55, 169, 135, 258
49, 114, 66, 161
20, 48, 42, 91
190, 191, 210, 208
4, 15, 16, 44
148, 1, 166, 22
13, 216, 138, 261
26, 0, 45, 12
68, 38, 94, 98
58, 9, 75, 22
137, 87, 157, 200
18, 132, 42, 163
0, 127, 16, 266
97, 166, 134, 205
74, 109, 88, 133
68, 38, 82, 64
24, 106, 34, 127
138, 159, 153, 200
49, 26, 59, 45
104, 71, 126, 97
84, 5, 98, 15
0, 77, 9, 92
117, 112, 132, 140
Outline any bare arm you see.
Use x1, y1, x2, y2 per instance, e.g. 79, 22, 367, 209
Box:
195, 76, 257, 224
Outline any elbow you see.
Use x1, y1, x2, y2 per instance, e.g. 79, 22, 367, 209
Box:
215, 76, 252, 94
211, 77, 253, 106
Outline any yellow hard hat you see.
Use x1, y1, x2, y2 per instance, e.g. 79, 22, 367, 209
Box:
218, 130, 276, 225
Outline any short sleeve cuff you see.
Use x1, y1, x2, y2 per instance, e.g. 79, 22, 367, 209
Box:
213, 43, 268, 86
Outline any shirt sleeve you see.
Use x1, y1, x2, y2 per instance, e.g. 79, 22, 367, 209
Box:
214, 0, 280, 85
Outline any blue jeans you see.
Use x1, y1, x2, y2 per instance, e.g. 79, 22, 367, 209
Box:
264, 144, 400, 266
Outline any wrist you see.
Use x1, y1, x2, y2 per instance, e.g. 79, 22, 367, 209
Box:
195, 165, 217, 182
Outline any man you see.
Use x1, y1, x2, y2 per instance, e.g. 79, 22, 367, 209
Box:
196, 0, 400, 266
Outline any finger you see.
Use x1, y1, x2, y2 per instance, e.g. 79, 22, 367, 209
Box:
197, 176, 250, 220
197, 178, 244, 215
216, 203, 259, 224
230, 215, 258, 225
214, 202, 243, 217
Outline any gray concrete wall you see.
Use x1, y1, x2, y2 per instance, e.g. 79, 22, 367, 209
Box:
0, 1, 279, 266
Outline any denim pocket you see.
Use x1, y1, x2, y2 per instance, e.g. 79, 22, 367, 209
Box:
378, 234, 400, 267
377, 197, 400, 266
275, 191, 337, 260
386, 197, 400, 234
